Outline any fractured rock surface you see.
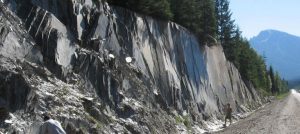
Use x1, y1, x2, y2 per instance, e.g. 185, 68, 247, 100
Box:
0, 0, 264, 133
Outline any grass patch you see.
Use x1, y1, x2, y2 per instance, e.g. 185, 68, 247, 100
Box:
175, 116, 183, 124
182, 116, 191, 130
258, 89, 272, 97
276, 92, 290, 100
85, 114, 103, 129
79, 125, 89, 133
174, 115, 192, 130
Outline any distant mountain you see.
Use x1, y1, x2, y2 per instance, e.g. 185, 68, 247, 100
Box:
250, 30, 300, 84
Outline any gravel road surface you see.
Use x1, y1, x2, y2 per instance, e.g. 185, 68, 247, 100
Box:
214, 90, 300, 134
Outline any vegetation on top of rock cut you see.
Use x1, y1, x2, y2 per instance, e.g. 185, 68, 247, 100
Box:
276, 91, 290, 100
107, 0, 216, 44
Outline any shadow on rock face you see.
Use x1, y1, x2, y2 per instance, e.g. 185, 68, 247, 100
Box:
0, 107, 9, 121
65, 123, 85, 134
0, 71, 30, 112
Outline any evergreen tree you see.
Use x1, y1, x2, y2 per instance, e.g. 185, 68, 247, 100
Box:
107, 0, 173, 19
214, 0, 272, 93
171, 0, 217, 44
269, 66, 277, 94
139, 0, 173, 19
198, 0, 217, 44
108, 0, 217, 44
171, 0, 199, 31
275, 72, 289, 93
215, 0, 235, 57
230, 27, 242, 67
256, 56, 270, 90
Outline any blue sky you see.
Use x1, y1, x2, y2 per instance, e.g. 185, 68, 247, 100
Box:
230, 0, 300, 39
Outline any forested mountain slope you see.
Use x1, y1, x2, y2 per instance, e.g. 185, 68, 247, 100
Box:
251, 30, 300, 84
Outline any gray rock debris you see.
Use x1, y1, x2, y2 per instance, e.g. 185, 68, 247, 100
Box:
0, 0, 264, 133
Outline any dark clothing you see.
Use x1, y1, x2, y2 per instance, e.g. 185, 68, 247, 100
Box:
224, 106, 232, 126
225, 107, 232, 119
0, 107, 8, 121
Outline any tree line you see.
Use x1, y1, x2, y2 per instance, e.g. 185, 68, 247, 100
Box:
215, 0, 288, 95
106, 0, 216, 44
106, 0, 288, 95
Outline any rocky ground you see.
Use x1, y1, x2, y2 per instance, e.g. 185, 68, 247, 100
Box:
215, 90, 299, 134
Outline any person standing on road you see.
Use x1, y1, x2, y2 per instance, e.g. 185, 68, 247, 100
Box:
224, 103, 232, 126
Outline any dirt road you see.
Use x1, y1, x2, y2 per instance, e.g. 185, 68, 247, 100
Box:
215, 90, 300, 134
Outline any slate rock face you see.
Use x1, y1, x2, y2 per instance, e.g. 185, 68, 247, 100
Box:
0, 70, 30, 112
0, 0, 263, 133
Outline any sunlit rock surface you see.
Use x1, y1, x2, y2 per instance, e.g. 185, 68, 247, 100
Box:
0, 0, 263, 133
